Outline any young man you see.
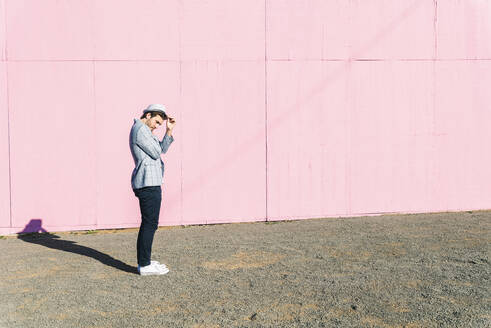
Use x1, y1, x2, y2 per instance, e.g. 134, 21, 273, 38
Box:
129, 104, 176, 276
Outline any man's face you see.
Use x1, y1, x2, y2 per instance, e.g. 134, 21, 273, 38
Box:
145, 114, 165, 131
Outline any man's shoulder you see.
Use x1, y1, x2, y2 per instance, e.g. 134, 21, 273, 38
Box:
131, 119, 143, 131
130, 119, 143, 140
130, 119, 156, 143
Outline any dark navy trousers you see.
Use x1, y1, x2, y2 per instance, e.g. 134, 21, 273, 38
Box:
133, 186, 162, 267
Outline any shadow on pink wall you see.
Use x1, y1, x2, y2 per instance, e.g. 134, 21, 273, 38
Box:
17, 219, 137, 274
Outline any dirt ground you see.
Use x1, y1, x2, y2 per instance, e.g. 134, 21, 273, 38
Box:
0, 210, 489, 328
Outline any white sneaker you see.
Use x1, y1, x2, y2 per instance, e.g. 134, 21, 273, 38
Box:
138, 262, 169, 276
151, 260, 168, 270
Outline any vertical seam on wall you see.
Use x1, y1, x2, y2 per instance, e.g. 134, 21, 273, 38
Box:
3, 0, 13, 228
346, 2, 353, 216
178, 0, 183, 225
264, 0, 268, 222
91, 0, 98, 229
346, 60, 352, 216
430, 0, 438, 207
433, 0, 438, 61
92, 61, 98, 228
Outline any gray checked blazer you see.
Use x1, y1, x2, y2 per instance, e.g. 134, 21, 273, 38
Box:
129, 118, 174, 190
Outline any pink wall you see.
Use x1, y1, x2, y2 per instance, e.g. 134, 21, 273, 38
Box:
1, 0, 490, 234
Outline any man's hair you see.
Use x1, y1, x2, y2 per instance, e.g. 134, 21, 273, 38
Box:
140, 111, 166, 120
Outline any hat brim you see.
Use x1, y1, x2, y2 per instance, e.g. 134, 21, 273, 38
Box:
143, 109, 167, 119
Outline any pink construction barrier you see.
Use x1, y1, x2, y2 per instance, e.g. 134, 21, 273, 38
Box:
1, 0, 490, 234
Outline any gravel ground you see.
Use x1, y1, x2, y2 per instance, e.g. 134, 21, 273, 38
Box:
0, 210, 490, 328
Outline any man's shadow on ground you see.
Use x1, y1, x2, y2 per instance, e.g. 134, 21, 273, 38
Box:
17, 219, 138, 274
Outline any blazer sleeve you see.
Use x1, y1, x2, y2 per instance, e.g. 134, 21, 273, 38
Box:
135, 126, 162, 160
160, 134, 174, 154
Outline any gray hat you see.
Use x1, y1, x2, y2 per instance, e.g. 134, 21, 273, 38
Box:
143, 104, 168, 119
